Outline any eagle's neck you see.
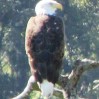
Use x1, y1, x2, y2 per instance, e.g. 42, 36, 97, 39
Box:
36, 10, 56, 16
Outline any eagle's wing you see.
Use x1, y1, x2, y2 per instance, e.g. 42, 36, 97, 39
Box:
25, 16, 49, 55
25, 16, 38, 74
25, 16, 50, 75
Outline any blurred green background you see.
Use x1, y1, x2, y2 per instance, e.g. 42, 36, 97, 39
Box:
0, 0, 99, 99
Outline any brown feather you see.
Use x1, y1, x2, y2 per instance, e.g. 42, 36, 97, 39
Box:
25, 15, 64, 83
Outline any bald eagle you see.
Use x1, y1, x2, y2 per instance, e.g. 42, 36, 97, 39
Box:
25, 0, 64, 98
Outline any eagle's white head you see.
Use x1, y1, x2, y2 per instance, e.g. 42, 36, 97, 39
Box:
35, 0, 63, 15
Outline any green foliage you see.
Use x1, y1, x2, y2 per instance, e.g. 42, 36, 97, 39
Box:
30, 91, 41, 99
30, 91, 63, 99
64, 0, 99, 60
70, 0, 90, 8
0, 0, 99, 98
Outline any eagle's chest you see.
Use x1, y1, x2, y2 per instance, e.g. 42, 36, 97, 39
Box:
28, 16, 64, 56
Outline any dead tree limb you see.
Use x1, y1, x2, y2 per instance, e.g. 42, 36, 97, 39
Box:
59, 59, 99, 99
12, 59, 99, 99
12, 76, 36, 99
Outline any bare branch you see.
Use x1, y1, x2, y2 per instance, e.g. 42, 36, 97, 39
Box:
54, 88, 63, 93
12, 76, 36, 99
59, 59, 99, 99
11, 59, 99, 99
93, 84, 99, 90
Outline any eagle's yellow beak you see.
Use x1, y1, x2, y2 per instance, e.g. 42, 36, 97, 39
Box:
54, 3, 63, 10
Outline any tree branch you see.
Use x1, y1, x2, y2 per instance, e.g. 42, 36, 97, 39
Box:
12, 76, 36, 99
59, 59, 99, 99
11, 59, 99, 99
